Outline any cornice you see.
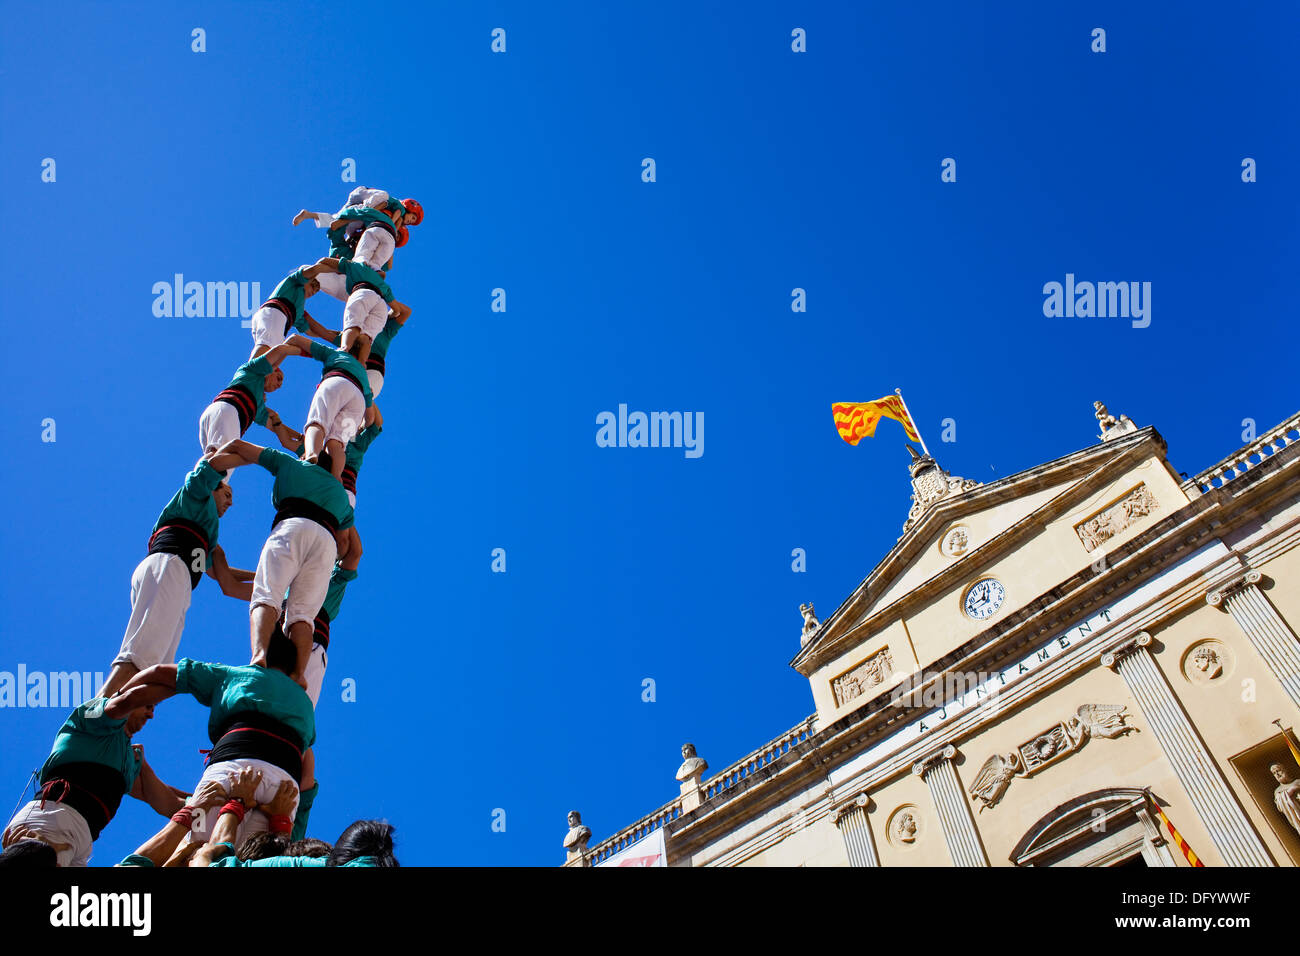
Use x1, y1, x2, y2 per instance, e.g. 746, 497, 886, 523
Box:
792, 428, 1165, 674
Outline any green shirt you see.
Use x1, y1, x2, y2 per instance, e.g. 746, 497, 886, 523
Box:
256, 447, 355, 531
338, 258, 394, 303
291, 781, 319, 843
222, 355, 273, 427
334, 204, 393, 226
116, 854, 156, 867
40, 698, 143, 792
175, 659, 317, 749
307, 340, 374, 406
152, 461, 225, 568
269, 268, 312, 330
319, 566, 358, 624
347, 424, 381, 475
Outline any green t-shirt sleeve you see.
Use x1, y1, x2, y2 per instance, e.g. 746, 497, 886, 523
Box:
71, 699, 127, 738
329, 330, 343, 347
258, 447, 291, 475
175, 658, 225, 706
308, 340, 332, 364
254, 406, 269, 426
181, 461, 224, 503
352, 424, 382, 454
290, 781, 319, 842
116, 854, 156, 867
249, 356, 273, 377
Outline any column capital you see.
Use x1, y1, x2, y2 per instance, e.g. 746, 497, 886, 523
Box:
1206, 569, 1263, 609
833, 790, 872, 824
1101, 631, 1152, 669
911, 743, 958, 778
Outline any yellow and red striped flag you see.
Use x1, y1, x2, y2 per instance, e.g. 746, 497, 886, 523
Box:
1276, 722, 1300, 769
832, 396, 920, 446
1146, 795, 1204, 867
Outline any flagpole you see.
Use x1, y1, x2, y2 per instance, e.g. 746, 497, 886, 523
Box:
894, 388, 930, 457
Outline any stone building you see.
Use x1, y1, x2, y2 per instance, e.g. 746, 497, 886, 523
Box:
566, 406, 1300, 867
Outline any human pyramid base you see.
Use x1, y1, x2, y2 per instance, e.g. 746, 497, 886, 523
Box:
0, 186, 422, 868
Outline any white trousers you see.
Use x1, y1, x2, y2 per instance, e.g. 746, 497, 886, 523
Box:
368, 368, 384, 399
4, 800, 94, 867
346, 186, 389, 208
186, 758, 300, 845
305, 376, 364, 446
198, 401, 242, 484
342, 288, 387, 340
115, 552, 192, 669
305, 643, 328, 708
317, 271, 348, 303
250, 304, 291, 349
353, 224, 395, 272
251, 517, 336, 627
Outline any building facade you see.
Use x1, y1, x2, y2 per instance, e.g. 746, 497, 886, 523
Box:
566, 407, 1300, 867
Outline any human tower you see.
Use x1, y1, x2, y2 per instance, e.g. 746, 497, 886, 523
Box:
0, 186, 421, 868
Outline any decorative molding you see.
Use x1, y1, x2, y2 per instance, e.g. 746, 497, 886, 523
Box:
969, 705, 1138, 811
911, 744, 958, 778
831, 646, 895, 707
1101, 631, 1152, 669
1206, 568, 1263, 609
902, 450, 981, 535
1075, 483, 1159, 553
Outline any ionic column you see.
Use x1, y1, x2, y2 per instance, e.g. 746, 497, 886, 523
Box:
833, 793, 880, 867
1102, 633, 1273, 867
1207, 570, 1300, 710
912, 745, 989, 867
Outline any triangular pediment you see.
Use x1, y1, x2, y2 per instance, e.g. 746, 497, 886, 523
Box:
793, 427, 1174, 676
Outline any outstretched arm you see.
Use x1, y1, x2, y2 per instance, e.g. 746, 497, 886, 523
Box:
340, 527, 363, 570
264, 409, 304, 451
109, 665, 178, 711
205, 545, 253, 601
305, 257, 340, 279
129, 757, 186, 816
125, 778, 228, 866
388, 300, 412, 325
206, 439, 265, 474
302, 312, 341, 344
259, 342, 301, 368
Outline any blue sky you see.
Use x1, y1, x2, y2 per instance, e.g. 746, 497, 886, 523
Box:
0, 1, 1295, 866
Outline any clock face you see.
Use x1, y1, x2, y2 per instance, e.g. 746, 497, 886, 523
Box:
964, 579, 1006, 620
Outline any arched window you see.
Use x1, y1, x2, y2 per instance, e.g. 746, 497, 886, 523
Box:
1010, 788, 1177, 867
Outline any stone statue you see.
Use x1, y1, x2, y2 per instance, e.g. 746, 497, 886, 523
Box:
1095, 401, 1137, 442
1070, 703, 1138, 740
969, 751, 1022, 811
676, 743, 709, 782
1191, 647, 1223, 680
562, 810, 591, 851
894, 811, 918, 844
1271, 764, 1300, 839
799, 603, 820, 646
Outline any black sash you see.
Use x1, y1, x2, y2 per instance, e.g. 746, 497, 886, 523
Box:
273, 497, 339, 536
40, 762, 128, 841
207, 712, 305, 783
147, 519, 210, 589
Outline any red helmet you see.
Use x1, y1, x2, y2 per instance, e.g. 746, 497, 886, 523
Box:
395, 225, 410, 247
401, 198, 423, 226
